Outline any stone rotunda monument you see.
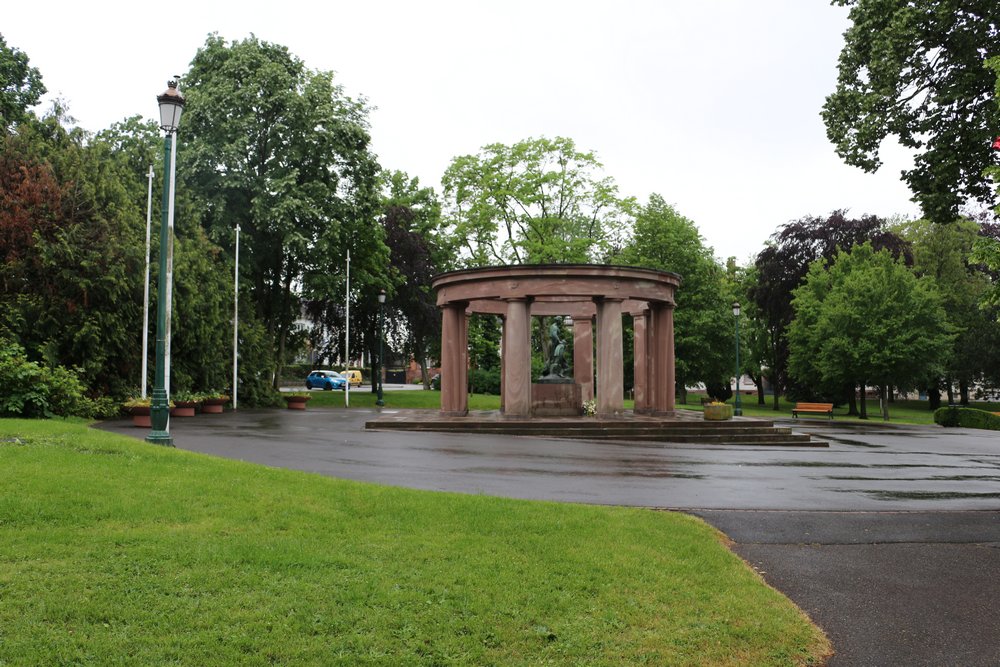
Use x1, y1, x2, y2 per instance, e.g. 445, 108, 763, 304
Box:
431, 264, 681, 419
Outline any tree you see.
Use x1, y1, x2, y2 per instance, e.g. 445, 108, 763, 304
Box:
619, 195, 733, 401
823, 1, 1000, 222
751, 211, 910, 409
898, 217, 999, 405
182, 34, 382, 386
788, 243, 953, 420
441, 136, 631, 265
0, 35, 45, 133
380, 172, 446, 388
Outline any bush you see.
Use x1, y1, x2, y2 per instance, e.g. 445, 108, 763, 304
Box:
0, 339, 94, 418
933, 406, 1000, 430
469, 368, 501, 395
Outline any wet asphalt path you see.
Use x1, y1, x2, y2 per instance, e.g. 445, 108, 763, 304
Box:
100, 409, 1000, 665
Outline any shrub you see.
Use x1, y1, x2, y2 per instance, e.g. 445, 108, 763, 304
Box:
469, 368, 501, 395
933, 406, 1000, 430
0, 339, 94, 418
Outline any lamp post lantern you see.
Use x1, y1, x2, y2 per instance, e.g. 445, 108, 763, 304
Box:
732, 301, 742, 417
376, 289, 386, 407
147, 79, 185, 446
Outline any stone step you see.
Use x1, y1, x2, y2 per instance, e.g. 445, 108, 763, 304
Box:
365, 417, 826, 447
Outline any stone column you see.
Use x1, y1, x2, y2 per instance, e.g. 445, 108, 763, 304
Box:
439, 302, 469, 416
664, 304, 676, 413
632, 311, 648, 413
573, 316, 594, 403
650, 304, 674, 415
499, 315, 506, 413
595, 298, 624, 418
502, 298, 532, 418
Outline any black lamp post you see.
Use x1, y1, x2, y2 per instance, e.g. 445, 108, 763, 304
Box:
147, 79, 185, 446
732, 301, 742, 417
376, 289, 386, 407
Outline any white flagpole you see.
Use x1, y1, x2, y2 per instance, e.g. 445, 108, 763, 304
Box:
345, 249, 350, 407
233, 224, 240, 410
141, 164, 154, 398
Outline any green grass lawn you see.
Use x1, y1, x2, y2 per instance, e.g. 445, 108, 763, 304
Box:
0, 419, 830, 665
300, 388, 501, 411
678, 394, 1000, 426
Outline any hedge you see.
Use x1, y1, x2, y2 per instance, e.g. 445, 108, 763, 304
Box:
933, 406, 1000, 430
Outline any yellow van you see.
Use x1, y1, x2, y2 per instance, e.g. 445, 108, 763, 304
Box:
342, 370, 363, 388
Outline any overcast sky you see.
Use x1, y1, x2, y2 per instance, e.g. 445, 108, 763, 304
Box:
5, 0, 919, 264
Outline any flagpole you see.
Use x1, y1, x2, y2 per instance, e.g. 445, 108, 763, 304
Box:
233, 224, 240, 411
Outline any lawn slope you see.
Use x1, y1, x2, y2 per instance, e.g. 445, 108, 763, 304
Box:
0, 419, 829, 665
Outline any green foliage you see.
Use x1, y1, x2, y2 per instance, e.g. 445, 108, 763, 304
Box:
823, 1, 1000, 222
619, 194, 733, 391
934, 406, 1000, 430
788, 243, 954, 416
0, 35, 45, 132
468, 368, 501, 395
442, 136, 631, 265
183, 34, 383, 384
0, 339, 93, 418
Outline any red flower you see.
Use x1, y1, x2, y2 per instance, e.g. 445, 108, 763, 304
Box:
993, 136, 1000, 150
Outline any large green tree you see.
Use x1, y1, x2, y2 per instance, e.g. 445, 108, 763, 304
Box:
751, 212, 910, 409
182, 34, 382, 385
899, 217, 1000, 405
0, 34, 45, 132
620, 194, 733, 401
442, 136, 631, 265
823, 0, 1000, 222
788, 243, 953, 420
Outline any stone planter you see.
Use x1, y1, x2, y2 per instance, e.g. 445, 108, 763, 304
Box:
703, 403, 733, 421
283, 395, 312, 410
171, 400, 200, 417
201, 397, 228, 414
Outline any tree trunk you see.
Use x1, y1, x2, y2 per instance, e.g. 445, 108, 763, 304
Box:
928, 383, 941, 410
946, 378, 955, 405
888, 386, 895, 403
847, 384, 858, 416
959, 379, 970, 406
677, 383, 688, 406
755, 375, 766, 405
880, 385, 890, 421
859, 383, 869, 419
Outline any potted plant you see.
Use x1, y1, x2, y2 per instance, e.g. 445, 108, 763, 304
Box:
283, 393, 312, 410
200, 392, 230, 414
703, 401, 734, 421
171, 390, 202, 417
123, 397, 152, 427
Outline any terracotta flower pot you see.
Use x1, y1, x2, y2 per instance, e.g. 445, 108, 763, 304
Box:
128, 405, 151, 427
171, 401, 200, 417
202, 397, 228, 414
283, 395, 311, 410
703, 403, 733, 421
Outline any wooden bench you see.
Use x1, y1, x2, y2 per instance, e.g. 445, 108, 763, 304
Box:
792, 402, 834, 419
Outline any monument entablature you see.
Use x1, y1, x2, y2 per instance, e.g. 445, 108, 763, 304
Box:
431, 264, 681, 419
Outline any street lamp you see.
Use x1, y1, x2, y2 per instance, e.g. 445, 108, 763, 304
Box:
147, 79, 185, 446
376, 289, 386, 407
732, 301, 742, 417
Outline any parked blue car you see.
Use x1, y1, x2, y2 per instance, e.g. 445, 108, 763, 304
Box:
305, 370, 347, 391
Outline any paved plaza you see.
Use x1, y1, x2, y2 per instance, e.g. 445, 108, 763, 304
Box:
101, 409, 1000, 665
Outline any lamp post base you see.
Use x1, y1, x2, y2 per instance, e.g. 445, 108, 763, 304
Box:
145, 430, 174, 446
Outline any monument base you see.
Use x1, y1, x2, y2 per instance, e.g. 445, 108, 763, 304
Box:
531, 383, 582, 416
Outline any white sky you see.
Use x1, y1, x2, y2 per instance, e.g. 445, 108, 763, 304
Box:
4, 0, 919, 265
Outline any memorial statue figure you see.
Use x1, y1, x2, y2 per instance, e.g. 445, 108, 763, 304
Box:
546, 321, 568, 378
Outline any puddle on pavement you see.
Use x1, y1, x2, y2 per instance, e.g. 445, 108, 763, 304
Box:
820, 436, 885, 448
844, 490, 1000, 501
824, 474, 1000, 482
460, 466, 704, 479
